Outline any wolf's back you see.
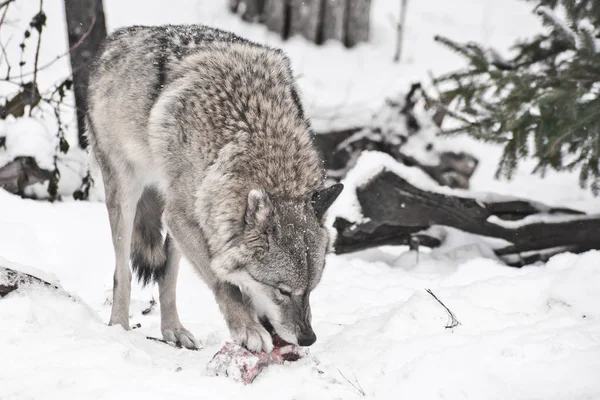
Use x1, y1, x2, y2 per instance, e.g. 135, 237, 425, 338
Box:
87, 25, 256, 144
86, 25, 323, 284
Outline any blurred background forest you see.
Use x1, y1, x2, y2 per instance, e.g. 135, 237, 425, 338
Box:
1, 0, 599, 264
3, 2, 600, 397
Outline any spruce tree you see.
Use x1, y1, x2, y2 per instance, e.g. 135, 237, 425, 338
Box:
431, 0, 600, 194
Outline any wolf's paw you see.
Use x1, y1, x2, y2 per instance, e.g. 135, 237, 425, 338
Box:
108, 315, 130, 331
162, 325, 202, 350
230, 320, 274, 353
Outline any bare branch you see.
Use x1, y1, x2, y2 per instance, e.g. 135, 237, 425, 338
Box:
30, 0, 44, 116
17, 8, 96, 79
338, 369, 366, 397
0, 0, 12, 77
425, 289, 461, 329
393, 0, 408, 62
0, 0, 15, 11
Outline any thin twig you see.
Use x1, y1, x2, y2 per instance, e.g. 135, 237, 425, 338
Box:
0, 0, 11, 76
141, 298, 157, 315
0, 1, 10, 30
69, 11, 96, 52
425, 288, 461, 329
0, 0, 15, 11
30, 0, 44, 116
338, 369, 366, 397
0, 39, 9, 71
146, 336, 175, 346
0, 77, 20, 86
394, 0, 408, 62
19, 8, 96, 79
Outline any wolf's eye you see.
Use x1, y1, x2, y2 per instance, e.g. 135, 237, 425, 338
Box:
278, 288, 292, 297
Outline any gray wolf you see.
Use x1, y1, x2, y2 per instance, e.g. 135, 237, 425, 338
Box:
86, 24, 343, 352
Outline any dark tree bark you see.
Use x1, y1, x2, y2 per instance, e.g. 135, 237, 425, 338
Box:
0, 265, 58, 298
229, 0, 241, 13
333, 170, 598, 266
63, 0, 107, 149
312, 129, 479, 190
289, 0, 322, 43
237, 0, 369, 47
239, 0, 266, 22
311, 82, 481, 189
264, 0, 290, 38
346, 0, 371, 47
393, 0, 408, 62
0, 156, 52, 196
321, 0, 346, 43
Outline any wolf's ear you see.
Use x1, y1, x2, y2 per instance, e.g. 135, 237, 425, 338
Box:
244, 189, 273, 254
245, 189, 273, 231
311, 183, 343, 221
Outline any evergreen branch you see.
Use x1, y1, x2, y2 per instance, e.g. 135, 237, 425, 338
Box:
434, 35, 478, 63
432, 0, 600, 194
537, 6, 577, 48
576, 20, 597, 53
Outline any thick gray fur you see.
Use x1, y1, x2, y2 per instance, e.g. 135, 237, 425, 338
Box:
87, 24, 342, 352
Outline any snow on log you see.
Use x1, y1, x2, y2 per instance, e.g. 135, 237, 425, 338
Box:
330, 153, 597, 266
0, 256, 61, 297
0, 156, 52, 196
313, 84, 479, 189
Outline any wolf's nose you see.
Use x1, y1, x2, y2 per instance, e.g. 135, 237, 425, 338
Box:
298, 330, 317, 347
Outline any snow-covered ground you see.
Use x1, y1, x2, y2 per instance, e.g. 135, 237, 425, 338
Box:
2, 0, 600, 399
2, 188, 600, 399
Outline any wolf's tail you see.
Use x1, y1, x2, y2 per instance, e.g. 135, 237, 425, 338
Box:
130, 187, 169, 286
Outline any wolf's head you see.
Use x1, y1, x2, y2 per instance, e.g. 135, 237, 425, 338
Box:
227, 183, 343, 346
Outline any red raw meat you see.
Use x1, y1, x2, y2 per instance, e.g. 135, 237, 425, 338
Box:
206, 335, 308, 384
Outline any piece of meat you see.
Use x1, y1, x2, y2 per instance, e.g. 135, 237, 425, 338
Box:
206, 338, 308, 384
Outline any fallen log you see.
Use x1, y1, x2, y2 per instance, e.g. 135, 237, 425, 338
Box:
333, 169, 597, 266
0, 156, 53, 196
313, 84, 479, 189
0, 258, 60, 297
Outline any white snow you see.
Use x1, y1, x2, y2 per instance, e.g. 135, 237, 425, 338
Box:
328, 150, 440, 223
2, 0, 600, 399
487, 213, 599, 229
0, 255, 61, 288
537, 5, 577, 46
2, 192, 600, 399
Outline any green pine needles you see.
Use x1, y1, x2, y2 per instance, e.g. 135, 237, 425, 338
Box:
432, 0, 600, 194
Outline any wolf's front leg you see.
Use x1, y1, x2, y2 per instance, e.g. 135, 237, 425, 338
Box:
215, 282, 274, 353
165, 202, 272, 353
158, 236, 201, 349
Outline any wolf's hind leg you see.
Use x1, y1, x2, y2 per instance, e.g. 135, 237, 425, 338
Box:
99, 158, 143, 330
158, 236, 201, 349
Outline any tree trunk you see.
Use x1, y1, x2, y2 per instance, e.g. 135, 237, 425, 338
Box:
289, 0, 322, 43
63, 0, 107, 149
322, 0, 346, 43
236, 0, 369, 47
264, 0, 290, 38
229, 0, 240, 13
393, 0, 409, 62
345, 0, 371, 47
229, 0, 241, 13
239, 0, 266, 22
